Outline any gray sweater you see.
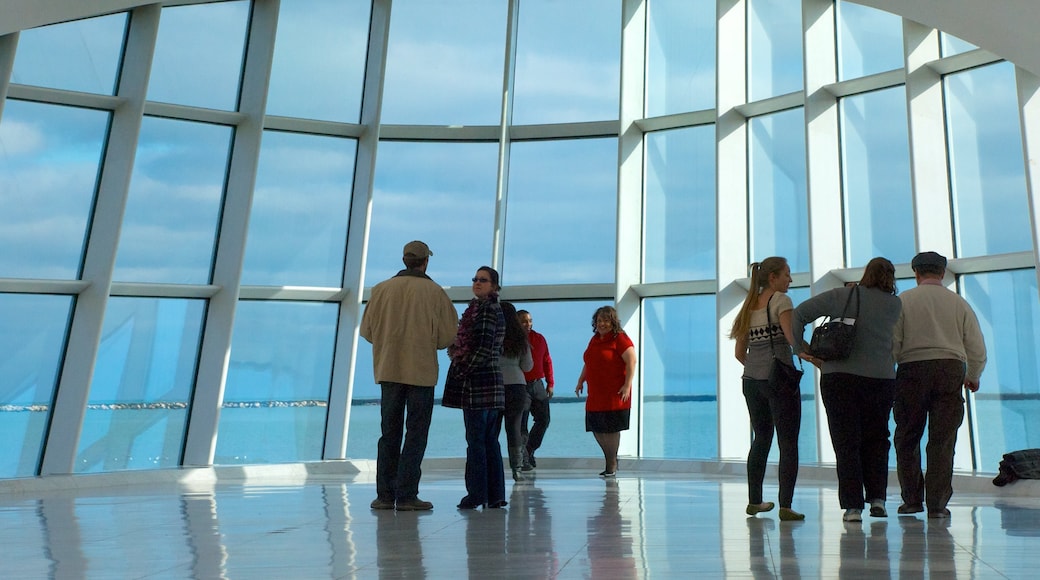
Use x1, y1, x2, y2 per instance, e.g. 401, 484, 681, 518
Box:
501, 345, 533, 386
793, 285, 902, 379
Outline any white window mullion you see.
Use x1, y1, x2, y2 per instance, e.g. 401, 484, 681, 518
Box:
0, 32, 16, 115
40, 5, 159, 475
1015, 68, 1040, 299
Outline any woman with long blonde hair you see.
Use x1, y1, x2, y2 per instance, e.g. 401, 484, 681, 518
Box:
729, 257, 804, 521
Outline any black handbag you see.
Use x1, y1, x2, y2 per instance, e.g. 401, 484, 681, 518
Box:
809, 286, 859, 361
766, 295, 803, 392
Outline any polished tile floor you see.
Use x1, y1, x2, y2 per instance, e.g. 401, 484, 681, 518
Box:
1, 459, 1038, 579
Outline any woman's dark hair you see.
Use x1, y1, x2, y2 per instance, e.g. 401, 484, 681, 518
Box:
591, 305, 624, 335
478, 265, 500, 291
500, 301, 527, 357
859, 257, 897, 294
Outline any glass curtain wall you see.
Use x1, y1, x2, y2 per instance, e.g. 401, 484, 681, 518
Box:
0, 0, 1038, 478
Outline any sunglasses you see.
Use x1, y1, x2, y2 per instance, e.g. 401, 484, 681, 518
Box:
472, 277, 491, 283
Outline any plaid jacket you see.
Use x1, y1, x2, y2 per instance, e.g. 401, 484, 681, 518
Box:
442, 296, 505, 410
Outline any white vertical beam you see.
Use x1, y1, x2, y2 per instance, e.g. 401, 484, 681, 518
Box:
325, 0, 392, 460
0, 32, 16, 116
492, 0, 519, 272
40, 5, 159, 475
715, 0, 751, 460
1016, 67, 1040, 300
616, 0, 645, 458
182, 0, 279, 466
802, 0, 840, 464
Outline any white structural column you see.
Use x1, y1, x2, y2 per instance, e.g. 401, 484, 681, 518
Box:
40, 5, 159, 475
491, 0, 520, 272
902, 21, 974, 471
715, 0, 752, 460
801, 0, 841, 463
182, 0, 279, 466
615, 0, 645, 457
325, 0, 392, 459
0, 32, 15, 116
1016, 68, 1040, 299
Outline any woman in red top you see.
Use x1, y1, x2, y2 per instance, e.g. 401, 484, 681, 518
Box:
575, 306, 637, 477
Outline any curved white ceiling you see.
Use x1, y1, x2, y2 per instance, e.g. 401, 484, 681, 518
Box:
2, 0, 1039, 77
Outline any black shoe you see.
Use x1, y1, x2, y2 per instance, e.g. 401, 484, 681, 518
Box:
897, 503, 924, 515
526, 450, 537, 468
395, 498, 433, 511
370, 497, 395, 510
488, 499, 508, 509
457, 496, 484, 510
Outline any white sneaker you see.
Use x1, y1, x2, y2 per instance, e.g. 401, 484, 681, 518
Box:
843, 508, 863, 522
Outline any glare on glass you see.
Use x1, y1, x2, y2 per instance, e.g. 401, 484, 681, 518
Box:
114, 117, 232, 285
747, 0, 804, 101
837, 0, 904, 81
512, 0, 621, 124
77, 297, 205, 473
503, 138, 618, 285
381, 0, 507, 125
0, 293, 74, 478
646, 0, 716, 117
241, 131, 357, 287
146, 1, 249, 110
366, 140, 499, 288
266, 0, 370, 123
749, 108, 809, 273
840, 87, 915, 266
945, 62, 1030, 258
644, 126, 716, 283
11, 13, 126, 95
217, 300, 339, 465
0, 100, 109, 280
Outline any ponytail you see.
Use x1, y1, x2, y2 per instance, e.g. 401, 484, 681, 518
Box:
728, 257, 788, 339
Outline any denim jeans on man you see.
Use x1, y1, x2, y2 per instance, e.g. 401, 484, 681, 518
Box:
376, 382, 434, 502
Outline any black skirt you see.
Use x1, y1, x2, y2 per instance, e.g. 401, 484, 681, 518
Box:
585, 409, 631, 433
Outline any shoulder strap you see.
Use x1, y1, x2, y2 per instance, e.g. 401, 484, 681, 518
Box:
839, 285, 860, 320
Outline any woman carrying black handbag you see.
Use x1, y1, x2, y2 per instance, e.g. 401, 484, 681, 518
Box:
729, 256, 805, 522
792, 257, 902, 523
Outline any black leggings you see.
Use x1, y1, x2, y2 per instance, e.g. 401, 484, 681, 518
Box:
743, 378, 801, 507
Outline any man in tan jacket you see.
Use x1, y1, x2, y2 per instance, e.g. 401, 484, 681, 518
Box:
361, 241, 458, 511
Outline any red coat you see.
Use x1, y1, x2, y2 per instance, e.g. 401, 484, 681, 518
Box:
582, 332, 634, 412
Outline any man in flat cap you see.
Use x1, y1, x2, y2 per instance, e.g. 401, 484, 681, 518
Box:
892, 251, 987, 519
361, 241, 458, 511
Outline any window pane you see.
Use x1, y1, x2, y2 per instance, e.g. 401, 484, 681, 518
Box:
645, 126, 716, 282
0, 100, 109, 280
11, 13, 126, 95
266, 0, 370, 123
945, 63, 1031, 258
366, 141, 499, 288
147, 1, 249, 110
642, 295, 718, 459
0, 294, 73, 478
381, 0, 507, 125
646, 0, 715, 117
840, 87, 915, 266
512, 0, 621, 124
504, 138, 618, 285
242, 131, 357, 287
749, 108, 809, 272
216, 301, 338, 464
747, 0, 803, 101
941, 32, 978, 57
962, 271, 1040, 469
76, 298, 204, 473
837, 0, 903, 81
114, 117, 231, 284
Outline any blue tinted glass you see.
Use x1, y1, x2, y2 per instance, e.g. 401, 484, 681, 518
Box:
381, 0, 507, 125
242, 131, 356, 287
945, 63, 1031, 258
503, 138, 618, 285
216, 301, 338, 464
0, 293, 73, 478
961, 271, 1040, 468
11, 13, 126, 95
646, 0, 716, 116
366, 141, 500, 287
941, 32, 978, 57
841, 87, 915, 266
749, 108, 809, 273
147, 1, 249, 110
645, 126, 716, 282
747, 0, 804, 101
0, 100, 108, 280
77, 298, 205, 473
113, 117, 232, 284
513, 0, 621, 124
837, 1, 903, 81
643, 295, 718, 459
266, 0, 370, 123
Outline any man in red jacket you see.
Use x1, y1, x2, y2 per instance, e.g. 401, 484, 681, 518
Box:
518, 310, 554, 469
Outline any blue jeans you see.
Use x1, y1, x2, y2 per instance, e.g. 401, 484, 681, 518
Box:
377, 382, 434, 502
462, 408, 505, 506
